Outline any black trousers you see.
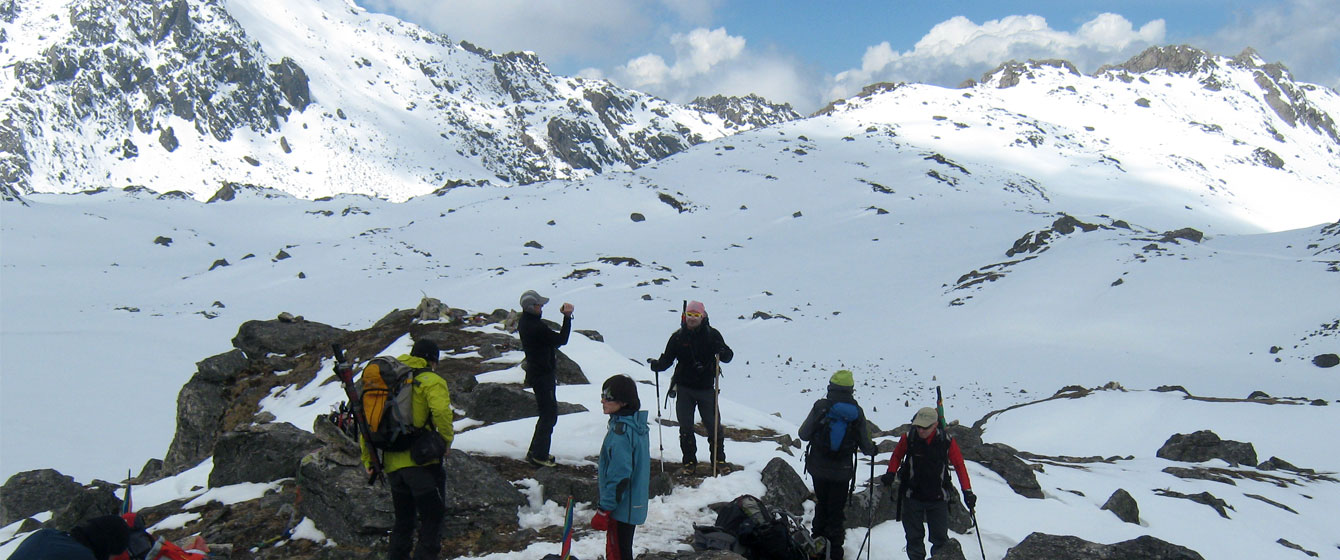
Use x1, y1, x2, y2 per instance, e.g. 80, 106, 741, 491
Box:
614, 520, 636, 560
528, 375, 558, 459
812, 477, 851, 560
676, 385, 722, 462
388, 463, 446, 560
901, 497, 949, 560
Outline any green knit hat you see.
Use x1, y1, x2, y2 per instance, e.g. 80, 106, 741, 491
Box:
830, 369, 854, 387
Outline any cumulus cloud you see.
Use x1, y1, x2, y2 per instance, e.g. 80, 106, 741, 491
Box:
827, 13, 1166, 103
600, 27, 821, 111
1198, 0, 1340, 91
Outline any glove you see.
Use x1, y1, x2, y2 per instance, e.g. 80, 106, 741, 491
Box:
963, 490, 977, 510
666, 388, 676, 399
879, 472, 897, 486
647, 357, 658, 369
591, 510, 611, 531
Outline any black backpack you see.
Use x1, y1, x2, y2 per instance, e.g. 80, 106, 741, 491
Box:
714, 495, 825, 560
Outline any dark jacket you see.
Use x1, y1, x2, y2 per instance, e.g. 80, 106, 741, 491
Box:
518, 310, 571, 382
885, 427, 972, 501
798, 384, 877, 481
649, 316, 733, 390
7, 529, 98, 560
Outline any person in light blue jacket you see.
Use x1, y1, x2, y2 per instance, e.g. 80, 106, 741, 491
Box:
591, 374, 651, 560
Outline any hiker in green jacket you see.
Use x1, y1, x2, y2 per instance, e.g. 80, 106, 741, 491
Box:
360, 339, 455, 560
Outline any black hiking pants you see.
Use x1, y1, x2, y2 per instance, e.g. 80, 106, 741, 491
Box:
901, 497, 949, 560
388, 462, 446, 560
675, 385, 723, 462
812, 476, 852, 560
528, 375, 558, 459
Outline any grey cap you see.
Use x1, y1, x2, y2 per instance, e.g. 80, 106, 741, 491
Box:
520, 289, 549, 308
912, 407, 938, 428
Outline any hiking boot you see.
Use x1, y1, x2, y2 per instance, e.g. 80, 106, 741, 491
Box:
526, 454, 557, 468
681, 459, 698, 470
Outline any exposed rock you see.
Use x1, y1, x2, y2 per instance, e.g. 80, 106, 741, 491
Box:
1002, 533, 1205, 559
533, 465, 600, 506
947, 425, 1044, 499
1100, 489, 1140, 524
209, 422, 324, 486
47, 480, 122, 531
1313, 353, 1339, 368
759, 457, 808, 516
1, 469, 86, 525
1153, 489, 1233, 518
930, 538, 968, 560
455, 382, 587, 423
688, 94, 801, 129
1156, 430, 1257, 466
230, 317, 350, 358
1160, 228, 1204, 243
163, 349, 249, 474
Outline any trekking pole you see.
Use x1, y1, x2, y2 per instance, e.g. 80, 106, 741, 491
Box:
970, 507, 986, 560
652, 363, 665, 473
856, 456, 875, 560
712, 355, 722, 477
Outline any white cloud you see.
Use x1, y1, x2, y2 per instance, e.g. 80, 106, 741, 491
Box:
603, 27, 819, 111
828, 13, 1167, 103
1198, 0, 1340, 91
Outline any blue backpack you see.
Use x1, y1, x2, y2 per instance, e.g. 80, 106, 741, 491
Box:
819, 401, 860, 456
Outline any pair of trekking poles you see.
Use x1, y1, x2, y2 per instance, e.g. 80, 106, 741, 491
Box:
856, 386, 985, 560
852, 458, 985, 560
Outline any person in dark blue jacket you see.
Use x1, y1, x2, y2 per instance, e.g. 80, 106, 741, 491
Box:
8, 514, 130, 560
591, 374, 651, 560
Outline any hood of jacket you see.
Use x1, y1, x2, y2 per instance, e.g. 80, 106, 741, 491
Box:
611, 410, 650, 435
825, 383, 855, 402
397, 354, 430, 370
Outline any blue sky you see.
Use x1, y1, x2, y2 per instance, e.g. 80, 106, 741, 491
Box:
355, 0, 1339, 113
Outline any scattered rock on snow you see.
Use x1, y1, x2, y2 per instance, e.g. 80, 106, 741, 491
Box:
1156, 430, 1257, 466
1001, 532, 1205, 559
1100, 488, 1140, 524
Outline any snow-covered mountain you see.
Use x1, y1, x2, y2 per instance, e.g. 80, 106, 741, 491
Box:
0, 0, 798, 202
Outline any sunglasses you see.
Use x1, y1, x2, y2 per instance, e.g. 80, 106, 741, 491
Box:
601, 388, 615, 401
684, 311, 703, 318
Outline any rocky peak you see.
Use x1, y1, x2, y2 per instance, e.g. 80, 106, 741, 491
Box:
1097, 44, 1219, 76
975, 59, 1082, 89
689, 93, 802, 127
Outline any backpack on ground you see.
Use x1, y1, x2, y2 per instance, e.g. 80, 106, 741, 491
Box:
713, 495, 826, 560
357, 356, 422, 451
691, 524, 742, 554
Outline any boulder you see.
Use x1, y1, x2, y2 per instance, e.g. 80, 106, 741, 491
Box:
210, 422, 324, 486
947, 425, 1044, 499
47, 480, 122, 531
554, 350, 589, 385
163, 350, 248, 474
1002, 533, 1205, 559
759, 457, 808, 516
1156, 430, 1257, 466
1100, 489, 1140, 524
456, 383, 587, 423
931, 538, 968, 559
1, 469, 87, 525
534, 466, 600, 506
230, 317, 349, 358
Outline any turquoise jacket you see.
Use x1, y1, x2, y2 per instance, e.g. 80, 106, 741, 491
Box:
598, 409, 651, 525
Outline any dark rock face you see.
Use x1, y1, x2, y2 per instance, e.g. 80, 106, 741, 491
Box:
230, 318, 350, 358
46, 481, 122, 531
209, 422, 324, 486
1313, 353, 1339, 368
163, 350, 248, 474
982, 59, 1081, 88
456, 382, 588, 423
1002, 533, 1206, 560
948, 425, 1044, 499
1101, 489, 1140, 524
533, 466, 600, 506
759, 457, 808, 516
689, 94, 802, 127
1156, 430, 1257, 466
1, 469, 87, 525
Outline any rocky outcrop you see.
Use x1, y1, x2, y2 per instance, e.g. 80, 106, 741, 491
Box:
229, 317, 349, 358
1, 469, 88, 525
1156, 430, 1257, 466
455, 382, 588, 423
162, 349, 248, 474
689, 94, 802, 126
1002, 533, 1205, 559
759, 458, 808, 516
209, 422, 324, 487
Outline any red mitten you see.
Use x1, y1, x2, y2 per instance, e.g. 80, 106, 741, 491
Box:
591, 510, 611, 531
